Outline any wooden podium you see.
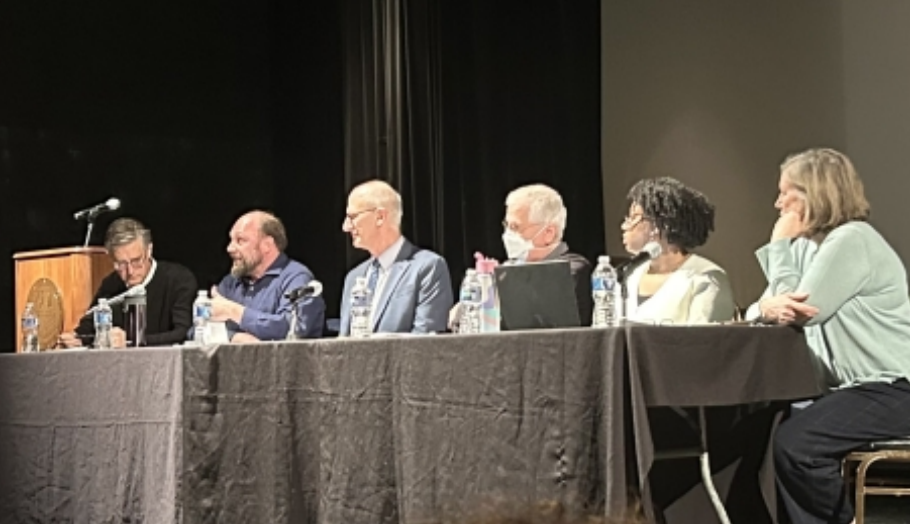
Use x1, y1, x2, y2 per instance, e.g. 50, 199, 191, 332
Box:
13, 247, 113, 352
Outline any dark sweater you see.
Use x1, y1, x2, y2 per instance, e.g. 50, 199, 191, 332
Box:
76, 260, 197, 346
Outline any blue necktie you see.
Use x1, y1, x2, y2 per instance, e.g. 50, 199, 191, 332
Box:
367, 259, 381, 295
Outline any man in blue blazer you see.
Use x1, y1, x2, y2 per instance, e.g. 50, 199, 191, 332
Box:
338, 180, 453, 335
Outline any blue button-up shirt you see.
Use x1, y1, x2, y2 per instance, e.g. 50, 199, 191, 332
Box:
216, 253, 325, 340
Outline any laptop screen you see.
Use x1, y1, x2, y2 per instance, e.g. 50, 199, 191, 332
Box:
493, 260, 581, 330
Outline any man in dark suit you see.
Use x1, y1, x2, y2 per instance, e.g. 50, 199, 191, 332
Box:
58, 218, 197, 348
338, 180, 453, 335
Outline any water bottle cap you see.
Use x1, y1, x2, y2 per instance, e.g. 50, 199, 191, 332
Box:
465, 269, 477, 276
198, 290, 209, 297
475, 257, 499, 274
598, 255, 610, 265
355, 276, 368, 286
99, 298, 109, 305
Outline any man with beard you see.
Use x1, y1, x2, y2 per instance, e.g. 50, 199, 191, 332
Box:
211, 210, 325, 341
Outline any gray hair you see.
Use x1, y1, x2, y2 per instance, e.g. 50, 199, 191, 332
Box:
104, 218, 152, 252
353, 180, 403, 229
506, 184, 568, 239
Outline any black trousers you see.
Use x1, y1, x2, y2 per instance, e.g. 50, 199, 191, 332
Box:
774, 378, 910, 524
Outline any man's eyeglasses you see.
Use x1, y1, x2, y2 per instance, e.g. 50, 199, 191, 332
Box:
345, 208, 377, 223
502, 220, 541, 233
113, 254, 148, 271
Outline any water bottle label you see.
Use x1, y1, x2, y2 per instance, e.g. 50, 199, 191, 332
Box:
195, 304, 211, 319
94, 310, 112, 326
22, 317, 38, 330
460, 288, 481, 303
352, 295, 370, 308
592, 276, 615, 292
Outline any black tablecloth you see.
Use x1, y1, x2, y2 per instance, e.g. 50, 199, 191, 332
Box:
625, 325, 823, 523
0, 326, 820, 524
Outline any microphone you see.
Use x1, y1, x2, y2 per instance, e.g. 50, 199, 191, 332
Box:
285, 280, 323, 302
74, 198, 121, 221
84, 285, 146, 316
617, 241, 663, 281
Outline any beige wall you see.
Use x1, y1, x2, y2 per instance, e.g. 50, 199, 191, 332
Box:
601, 0, 847, 304
842, 0, 910, 266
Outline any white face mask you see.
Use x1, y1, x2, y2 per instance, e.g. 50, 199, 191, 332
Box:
502, 222, 550, 261
502, 230, 534, 261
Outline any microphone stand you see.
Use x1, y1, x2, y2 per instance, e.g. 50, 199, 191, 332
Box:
81, 208, 106, 248
83, 216, 96, 248
285, 297, 305, 341
616, 265, 630, 322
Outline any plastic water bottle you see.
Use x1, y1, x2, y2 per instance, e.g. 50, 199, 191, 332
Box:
350, 276, 372, 338
94, 298, 113, 349
458, 269, 483, 334
474, 255, 501, 333
591, 255, 621, 327
192, 290, 212, 344
20, 303, 39, 353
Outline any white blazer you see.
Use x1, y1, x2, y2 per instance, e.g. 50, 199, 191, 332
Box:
625, 254, 736, 324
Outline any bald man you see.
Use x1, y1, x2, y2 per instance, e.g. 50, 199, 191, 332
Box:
339, 180, 453, 335
210, 210, 325, 341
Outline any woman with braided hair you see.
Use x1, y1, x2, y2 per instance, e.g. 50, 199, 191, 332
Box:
620, 177, 735, 324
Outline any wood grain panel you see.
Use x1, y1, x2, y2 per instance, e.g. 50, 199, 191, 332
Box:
14, 247, 113, 351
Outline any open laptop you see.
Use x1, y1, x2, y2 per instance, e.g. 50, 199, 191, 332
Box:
494, 260, 581, 330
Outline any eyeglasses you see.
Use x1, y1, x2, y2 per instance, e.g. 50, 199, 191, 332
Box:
502, 220, 545, 233
344, 208, 377, 223
621, 214, 647, 228
113, 253, 148, 271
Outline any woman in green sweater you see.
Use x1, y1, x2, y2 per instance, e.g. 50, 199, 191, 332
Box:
755, 148, 910, 524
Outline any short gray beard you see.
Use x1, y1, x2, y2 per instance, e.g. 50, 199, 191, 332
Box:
230, 256, 259, 279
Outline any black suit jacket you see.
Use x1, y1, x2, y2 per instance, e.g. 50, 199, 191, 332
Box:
76, 260, 197, 346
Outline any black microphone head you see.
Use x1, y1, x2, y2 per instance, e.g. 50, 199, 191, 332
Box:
284, 280, 323, 301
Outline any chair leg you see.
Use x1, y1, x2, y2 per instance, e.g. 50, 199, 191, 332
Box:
854, 477, 864, 524
853, 455, 884, 524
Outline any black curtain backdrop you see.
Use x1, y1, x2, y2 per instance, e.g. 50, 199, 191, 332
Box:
342, 0, 603, 284
0, 0, 601, 349
438, 0, 604, 281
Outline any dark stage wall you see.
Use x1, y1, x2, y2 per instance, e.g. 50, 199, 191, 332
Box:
0, 0, 603, 349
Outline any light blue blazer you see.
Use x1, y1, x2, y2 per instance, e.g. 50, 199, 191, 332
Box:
339, 238, 453, 336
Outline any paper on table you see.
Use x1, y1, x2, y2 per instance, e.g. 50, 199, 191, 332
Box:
205, 321, 230, 344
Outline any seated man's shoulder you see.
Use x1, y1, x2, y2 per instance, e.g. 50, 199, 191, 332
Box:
284, 256, 316, 278
410, 246, 446, 264
559, 251, 592, 273
407, 246, 450, 276
157, 260, 197, 281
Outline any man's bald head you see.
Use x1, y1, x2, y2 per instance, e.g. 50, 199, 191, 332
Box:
348, 180, 403, 229
235, 210, 288, 251
342, 180, 404, 257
